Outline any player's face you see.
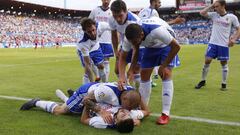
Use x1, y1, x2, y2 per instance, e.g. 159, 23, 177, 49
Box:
102, 0, 110, 8
213, 2, 224, 14
112, 10, 128, 25
115, 108, 131, 123
85, 25, 97, 40
155, 0, 161, 9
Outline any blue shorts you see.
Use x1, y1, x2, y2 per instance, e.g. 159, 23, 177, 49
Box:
77, 47, 104, 67
141, 46, 180, 69
100, 43, 114, 58
125, 48, 144, 65
205, 44, 229, 61
66, 82, 97, 113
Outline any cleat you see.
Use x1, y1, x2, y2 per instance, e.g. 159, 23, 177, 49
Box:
95, 77, 101, 82
153, 75, 159, 80
195, 80, 206, 89
220, 83, 227, 91
151, 82, 157, 87
20, 98, 40, 110
67, 88, 74, 97
156, 113, 170, 125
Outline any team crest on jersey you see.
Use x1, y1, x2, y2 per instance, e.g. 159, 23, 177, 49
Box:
98, 92, 105, 99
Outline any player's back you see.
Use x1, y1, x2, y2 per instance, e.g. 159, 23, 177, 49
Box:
138, 7, 159, 19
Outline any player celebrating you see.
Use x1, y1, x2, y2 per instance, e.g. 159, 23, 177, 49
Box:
120, 17, 181, 125
195, 0, 240, 90
109, 0, 142, 88
89, 0, 114, 82
77, 18, 109, 83
20, 82, 146, 122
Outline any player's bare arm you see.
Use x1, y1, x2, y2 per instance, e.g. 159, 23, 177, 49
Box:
111, 30, 119, 58
200, 3, 214, 17
83, 56, 94, 82
118, 50, 128, 91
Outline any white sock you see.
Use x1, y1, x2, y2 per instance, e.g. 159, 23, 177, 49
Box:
36, 101, 58, 113
56, 89, 69, 103
202, 64, 210, 81
222, 64, 228, 84
139, 80, 151, 105
99, 68, 106, 82
134, 74, 141, 89
83, 74, 90, 84
154, 66, 159, 76
92, 64, 100, 78
162, 80, 174, 116
103, 61, 110, 82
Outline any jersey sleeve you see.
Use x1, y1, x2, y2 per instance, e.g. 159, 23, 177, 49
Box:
108, 17, 117, 30
121, 37, 132, 52
88, 8, 96, 20
152, 27, 174, 45
130, 110, 144, 120
207, 12, 217, 19
94, 85, 119, 106
231, 14, 240, 28
97, 22, 111, 36
77, 42, 90, 56
89, 116, 108, 129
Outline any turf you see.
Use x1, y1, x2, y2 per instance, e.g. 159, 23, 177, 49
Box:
0, 45, 240, 135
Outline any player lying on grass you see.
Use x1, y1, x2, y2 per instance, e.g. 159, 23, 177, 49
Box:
20, 82, 149, 124
55, 90, 149, 133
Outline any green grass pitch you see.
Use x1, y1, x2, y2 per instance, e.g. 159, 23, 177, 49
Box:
0, 45, 240, 135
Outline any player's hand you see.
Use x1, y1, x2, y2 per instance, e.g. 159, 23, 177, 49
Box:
127, 70, 134, 85
99, 110, 113, 124
118, 78, 127, 91
228, 37, 235, 47
173, 16, 185, 24
158, 66, 171, 80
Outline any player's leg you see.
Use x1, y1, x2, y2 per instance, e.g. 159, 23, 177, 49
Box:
90, 48, 106, 82
220, 60, 228, 90
139, 68, 154, 105
20, 98, 69, 115
56, 89, 69, 103
195, 44, 216, 89
155, 46, 180, 125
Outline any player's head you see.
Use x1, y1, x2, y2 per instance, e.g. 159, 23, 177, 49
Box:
80, 18, 97, 40
114, 108, 134, 133
150, 0, 161, 9
214, 0, 226, 13
125, 23, 144, 47
101, 0, 111, 8
110, 0, 128, 25
120, 90, 141, 110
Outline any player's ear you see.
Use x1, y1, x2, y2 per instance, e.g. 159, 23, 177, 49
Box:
140, 31, 144, 40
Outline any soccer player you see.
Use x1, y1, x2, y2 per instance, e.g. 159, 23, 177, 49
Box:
77, 18, 109, 83
138, 0, 185, 87
81, 102, 149, 133
89, 0, 114, 82
20, 82, 146, 123
109, 0, 142, 88
195, 0, 240, 90
120, 17, 181, 125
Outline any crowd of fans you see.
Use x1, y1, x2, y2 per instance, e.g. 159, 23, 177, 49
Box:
0, 12, 239, 48
0, 12, 82, 48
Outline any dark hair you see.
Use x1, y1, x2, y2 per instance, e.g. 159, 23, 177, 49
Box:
150, 0, 156, 4
110, 0, 127, 13
80, 17, 96, 31
216, 0, 226, 7
125, 24, 143, 40
116, 118, 134, 133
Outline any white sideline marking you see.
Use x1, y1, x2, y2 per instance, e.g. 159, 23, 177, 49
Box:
151, 113, 240, 126
0, 59, 76, 67
1, 95, 240, 127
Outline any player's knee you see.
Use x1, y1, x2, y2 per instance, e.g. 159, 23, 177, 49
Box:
52, 106, 67, 115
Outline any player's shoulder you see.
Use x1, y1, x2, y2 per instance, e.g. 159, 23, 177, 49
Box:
127, 11, 140, 22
